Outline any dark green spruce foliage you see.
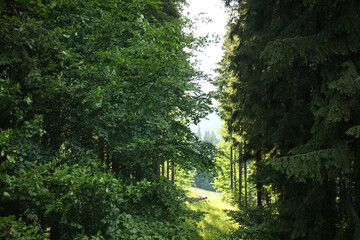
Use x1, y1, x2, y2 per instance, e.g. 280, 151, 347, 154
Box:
0, 0, 214, 239
217, 0, 360, 239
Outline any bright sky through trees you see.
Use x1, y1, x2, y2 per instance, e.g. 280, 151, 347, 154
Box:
184, 0, 228, 92
184, 0, 228, 136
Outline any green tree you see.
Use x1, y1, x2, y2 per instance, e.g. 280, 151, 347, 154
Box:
202, 129, 220, 145
217, 0, 360, 239
0, 0, 215, 238
213, 125, 255, 206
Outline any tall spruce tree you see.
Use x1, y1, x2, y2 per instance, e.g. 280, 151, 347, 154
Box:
217, 0, 360, 239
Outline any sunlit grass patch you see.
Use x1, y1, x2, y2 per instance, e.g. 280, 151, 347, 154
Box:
185, 187, 238, 240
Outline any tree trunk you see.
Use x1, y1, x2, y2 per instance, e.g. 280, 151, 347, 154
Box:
257, 186, 262, 207
171, 161, 175, 184
265, 187, 270, 205
167, 160, 170, 179
244, 160, 247, 208
256, 151, 262, 207
230, 146, 233, 191
154, 160, 161, 176
234, 148, 237, 195
239, 143, 242, 208
112, 156, 119, 174
161, 162, 165, 177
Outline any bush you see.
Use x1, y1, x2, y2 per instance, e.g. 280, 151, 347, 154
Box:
1, 161, 200, 239
225, 206, 282, 240
0, 215, 47, 239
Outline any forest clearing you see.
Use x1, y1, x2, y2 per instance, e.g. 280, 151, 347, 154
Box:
186, 187, 238, 240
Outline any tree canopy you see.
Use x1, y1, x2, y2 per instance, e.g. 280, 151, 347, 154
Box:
0, 0, 216, 238
216, 0, 360, 239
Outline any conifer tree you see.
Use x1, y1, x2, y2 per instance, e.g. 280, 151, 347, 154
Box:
218, 0, 360, 239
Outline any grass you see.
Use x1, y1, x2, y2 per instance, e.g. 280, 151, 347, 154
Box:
185, 187, 238, 240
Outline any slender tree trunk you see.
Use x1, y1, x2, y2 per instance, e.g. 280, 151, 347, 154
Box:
244, 160, 247, 208
257, 187, 262, 207
265, 188, 270, 205
161, 162, 165, 177
99, 137, 105, 164
171, 161, 175, 184
239, 143, 242, 208
234, 148, 237, 195
230, 145, 233, 191
112, 157, 119, 174
154, 161, 161, 176
256, 151, 262, 207
174, 165, 176, 180
167, 160, 170, 179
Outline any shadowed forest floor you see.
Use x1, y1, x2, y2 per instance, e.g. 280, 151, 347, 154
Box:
186, 187, 238, 240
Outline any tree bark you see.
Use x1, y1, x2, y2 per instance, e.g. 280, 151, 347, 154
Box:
234, 148, 237, 194
161, 162, 165, 177
230, 146, 233, 191
244, 160, 247, 208
155, 160, 161, 176
238, 143, 242, 208
265, 187, 270, 205
256, 151, 262, 207
171, 161, 175, 184
257, 186, 262, 207
167, 160, 170, 179
112, 156, 119, 174
99, 137, 106, 164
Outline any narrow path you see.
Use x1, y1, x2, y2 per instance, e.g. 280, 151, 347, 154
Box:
186, 187, 238, 240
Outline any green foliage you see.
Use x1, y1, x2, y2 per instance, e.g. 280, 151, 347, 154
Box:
1, 159, 200, 239
266, 149, 349, 184
190, 128, 220, 191
0, 0, 216, 239
0, 215, 47, 240
217, 0, 360, 239
175, 168, 196, 187
194, 172, 217, 192
213, 125, 256, 207
225, 207, 281, 240
202, 130, 220, 146
346, 125, 360, 137
212, 137, 232, 193
0, 0, 214, 179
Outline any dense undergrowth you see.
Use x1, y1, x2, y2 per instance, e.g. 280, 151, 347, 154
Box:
1, 160, 204, 239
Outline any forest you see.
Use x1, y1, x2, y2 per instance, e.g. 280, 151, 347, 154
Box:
216, 0, 360, 239
1, 0, 360, 239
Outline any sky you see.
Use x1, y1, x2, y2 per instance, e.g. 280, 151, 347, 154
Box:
183, 0, 229, 138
